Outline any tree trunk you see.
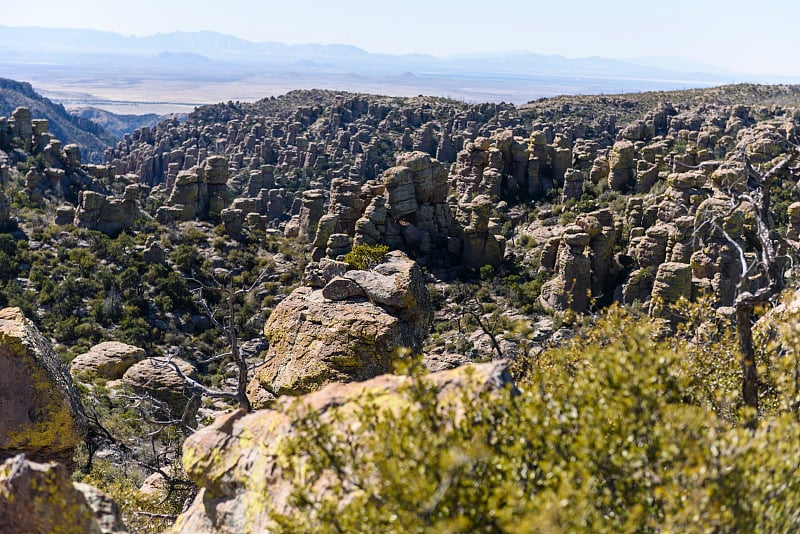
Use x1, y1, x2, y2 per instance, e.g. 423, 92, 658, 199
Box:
227, 287, 251, 413
735, 304, 759, 414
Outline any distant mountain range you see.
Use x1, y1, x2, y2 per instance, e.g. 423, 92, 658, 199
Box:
0, 25, 729, 82
0, 25, 773, 112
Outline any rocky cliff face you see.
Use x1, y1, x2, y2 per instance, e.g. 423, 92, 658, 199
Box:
174, 360, 514, 534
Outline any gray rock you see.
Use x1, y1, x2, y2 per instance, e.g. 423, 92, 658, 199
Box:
321, 276, 366, 301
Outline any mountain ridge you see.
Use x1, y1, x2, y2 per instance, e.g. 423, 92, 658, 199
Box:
0, 78, 114, 162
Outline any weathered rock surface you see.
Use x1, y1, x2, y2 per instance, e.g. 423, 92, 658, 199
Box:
70, 341, 145, 380
74, 185, 140, 236
73, 482, 127, 534
459, 195, 506, 268
0, 308, 87, 467
0, 454, 124, 534
122, 358, 199, 421
539, 212, 620, 313
247, 251, 432, 402
174, 360, 515, 534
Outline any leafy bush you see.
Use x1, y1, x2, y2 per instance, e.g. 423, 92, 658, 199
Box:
271, 305, 800, 533
344, 243, 389, 271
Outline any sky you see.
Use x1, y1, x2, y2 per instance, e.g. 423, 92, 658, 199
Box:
4, 0, 800, 76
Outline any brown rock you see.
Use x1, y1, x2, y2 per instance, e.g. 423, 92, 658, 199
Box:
70, 342, 144, 380
175, 361, 515, 534
0, 454, 103, 534
0, 308, 87, 467
73, 482, 127, 534
122, 358, 199, 421
608, 140, 635, 191
249, 251, 432, 400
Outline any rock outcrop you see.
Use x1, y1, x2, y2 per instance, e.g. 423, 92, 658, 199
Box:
73, 185, 140, 236
458, 194, 506, 268
539, 210, 621, 313
336, 152, 457, 261
0, 308, 87, 467
174, 360, 515, 534
247, 251, 432, 403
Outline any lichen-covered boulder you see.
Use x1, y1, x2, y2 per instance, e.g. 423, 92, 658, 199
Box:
73, 482, 127, 534
248, 251, 432, 403
70, 341, 145, 380
0, 454, 103, 534
175, 360, 515, 534
0, 308, 87, 467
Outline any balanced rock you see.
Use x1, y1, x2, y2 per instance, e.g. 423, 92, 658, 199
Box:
248, 251, 432, 402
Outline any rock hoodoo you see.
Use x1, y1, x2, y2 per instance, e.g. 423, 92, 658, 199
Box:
247, 250, 432, 403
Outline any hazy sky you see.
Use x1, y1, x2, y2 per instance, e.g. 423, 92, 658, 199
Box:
4, 0, 799, 75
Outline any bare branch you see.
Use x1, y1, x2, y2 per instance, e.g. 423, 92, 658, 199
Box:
151, 358, 239, 402
196, 352, 233, 364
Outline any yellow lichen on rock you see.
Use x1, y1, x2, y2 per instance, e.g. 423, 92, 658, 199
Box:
0, 307, 87, 467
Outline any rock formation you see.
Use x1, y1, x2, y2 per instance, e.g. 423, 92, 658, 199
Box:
73, 185, 140, 236
174, 360, 515, 534
0, 308, 87, 467
0, 454, 124, 534
539, 209, 621, 313
247, 251, 432, 403
122, 358, 200, 422
458, 195, 506, 268
69, 341, 145, 380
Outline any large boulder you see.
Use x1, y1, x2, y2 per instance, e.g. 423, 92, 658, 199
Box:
122, 358, 199, 421
247, 251, 432, 403
0, 308, 87, 467
174, 360, 515, 534
70, 341, 145, 380
0, 454, 123, 534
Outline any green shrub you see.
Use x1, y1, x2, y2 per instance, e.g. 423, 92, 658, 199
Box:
344, 243, 390, 271
271, 305, 800, 533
